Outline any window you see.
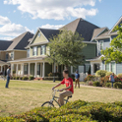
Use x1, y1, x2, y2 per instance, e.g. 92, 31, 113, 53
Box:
33, 47, 37, 56
11, 52, 14, 60
27, 49, 30, 57
111, 62, 116, 73
40, 45, 46, 55
105, 63, 109, 71
6, 53, 8, 60
100, 40, 104, 50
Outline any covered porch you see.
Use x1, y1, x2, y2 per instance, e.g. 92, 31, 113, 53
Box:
87, 56, 103, 75
0, 61, 9, 75
9, 57, 65, 79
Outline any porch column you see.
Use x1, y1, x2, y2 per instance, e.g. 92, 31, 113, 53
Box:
91, 63, 94, 75
16, 64, 18, 76
42, 62, 45, 78
71, 66, 73, 74
21, 63, 24, 76
35, 62, 37, 78
1, 66, 3, 72
40, 63, 42, 77
11, 64, 13, 76
28, 63, 30, 76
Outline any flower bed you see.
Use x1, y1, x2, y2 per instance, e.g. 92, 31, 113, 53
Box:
1, 100, 122, 122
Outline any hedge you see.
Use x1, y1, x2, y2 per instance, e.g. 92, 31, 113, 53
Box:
1, 100, 122, 122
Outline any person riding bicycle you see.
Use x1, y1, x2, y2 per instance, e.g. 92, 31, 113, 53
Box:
52, 69, 74, 106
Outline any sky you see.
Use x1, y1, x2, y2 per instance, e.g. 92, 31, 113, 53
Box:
0, 0, 122, 40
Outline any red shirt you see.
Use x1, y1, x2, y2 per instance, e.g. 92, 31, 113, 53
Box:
61, 77, 74, 94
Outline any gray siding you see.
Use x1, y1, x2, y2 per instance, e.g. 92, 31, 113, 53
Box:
116, 63, 122, 74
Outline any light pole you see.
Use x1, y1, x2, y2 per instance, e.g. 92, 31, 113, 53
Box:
53, 52, 55, 82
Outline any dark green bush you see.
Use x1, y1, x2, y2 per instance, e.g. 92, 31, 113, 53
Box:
105, 82, 111, 88
29, 75, 34, 80
22, 76, 28, 80
15, 76, 19, 80
114, 82, 122, 89
1, 100, 122, 122
96, 70, 108, 77
93, 81, 100, 87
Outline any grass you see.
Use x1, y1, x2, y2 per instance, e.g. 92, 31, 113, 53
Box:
0, 80, 122, 117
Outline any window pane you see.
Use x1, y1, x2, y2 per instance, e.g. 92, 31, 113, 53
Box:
105, 63, 109, 71
41, 45, 46, 55
111, 62, 116, 73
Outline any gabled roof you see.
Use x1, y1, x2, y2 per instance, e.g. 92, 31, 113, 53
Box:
39, 28, 60, 40
60, 18, 99, 41
7, 32, 34, 51
91, 27, 109, 40
109, 16, 122, 33
0, 40, 12, 50
95, 30, 110, 39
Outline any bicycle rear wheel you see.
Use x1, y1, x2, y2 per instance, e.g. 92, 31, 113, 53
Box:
41, 101, 54, 108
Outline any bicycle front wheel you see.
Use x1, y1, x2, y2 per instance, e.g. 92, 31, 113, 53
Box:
41, 101, 54, 108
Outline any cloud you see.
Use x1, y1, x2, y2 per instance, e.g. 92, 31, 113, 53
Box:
4, 0, 100, 20
0, 15, 11, 25
0, 36, 14, 40
0, 15, 33, 40
0, 23, 33, 37
41, 24, 64, 29
99, 0, 102, 2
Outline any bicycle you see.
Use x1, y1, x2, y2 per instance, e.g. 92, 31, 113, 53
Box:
41, 89, 72, 108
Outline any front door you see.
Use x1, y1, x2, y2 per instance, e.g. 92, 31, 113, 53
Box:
94, 64, 100, 73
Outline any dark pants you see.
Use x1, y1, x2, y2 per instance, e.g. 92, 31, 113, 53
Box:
111, 82, 114, 88
6, 76, 10, 88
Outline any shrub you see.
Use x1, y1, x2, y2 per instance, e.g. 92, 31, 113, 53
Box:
93, 81, 100, 87
1, 100, 122, 122
29, 75, 34, 80
88, 81, 93, 86
106, 72, 113, 76
48, 72, 53, 77
118, 73, 122, 77
22, 76, 28, 80
85, 75, 97, 81
96, 70, 108, 77
114, 82, 122, 89
105, 82, 111, 88
15, 76, 19, 80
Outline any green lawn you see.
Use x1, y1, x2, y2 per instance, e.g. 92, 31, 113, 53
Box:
0, 80, 122, 117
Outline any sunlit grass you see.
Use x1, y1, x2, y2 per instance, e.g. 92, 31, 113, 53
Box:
0, 80, 122, 117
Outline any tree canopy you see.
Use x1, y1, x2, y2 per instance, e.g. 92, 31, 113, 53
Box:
46, 30, 86, 68
101, 25, 122, 63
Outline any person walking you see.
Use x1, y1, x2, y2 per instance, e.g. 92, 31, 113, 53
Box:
109, 73, 115, 88
5, 66, 11, 88
75, 70, 80, 88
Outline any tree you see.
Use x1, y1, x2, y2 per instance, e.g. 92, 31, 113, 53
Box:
46, 30, 86, 69
101, 25, 122, 63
